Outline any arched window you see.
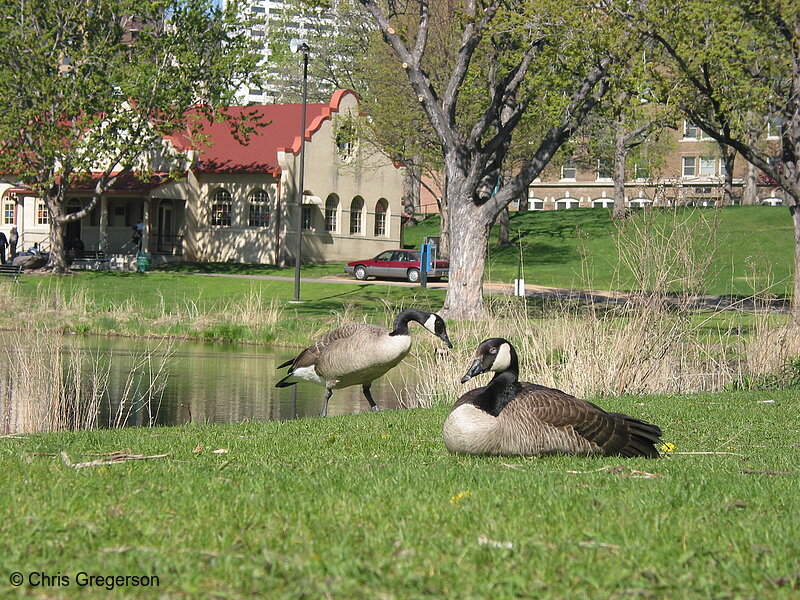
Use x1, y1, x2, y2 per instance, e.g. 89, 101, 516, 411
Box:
325, 194, 339, 232
528, 196, 544, 211
211, 189, 232, 227
555, 198, 580, 210
592, 198, 614, 208
349, 197, 364, 235
248, 189, 270, 227
374, 199, 388, 236
629, 198, 653, 209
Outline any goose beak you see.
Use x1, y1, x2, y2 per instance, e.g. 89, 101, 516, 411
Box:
439, 332, 453, 349
460, 358, 484, 383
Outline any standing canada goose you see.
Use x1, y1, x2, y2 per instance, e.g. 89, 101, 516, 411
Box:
443, 338, 663, 457
276, 308, 452, 417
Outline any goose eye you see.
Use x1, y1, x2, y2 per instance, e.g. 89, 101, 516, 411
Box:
489, 347, 497, 355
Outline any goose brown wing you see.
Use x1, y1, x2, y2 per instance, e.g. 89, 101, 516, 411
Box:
513, 384, 662, 458
285, 323, 388, 371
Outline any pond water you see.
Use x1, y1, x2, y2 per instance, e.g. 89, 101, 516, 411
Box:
1, 335, 422, 433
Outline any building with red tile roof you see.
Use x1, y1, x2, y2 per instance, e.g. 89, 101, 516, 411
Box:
0, 90, 407, 267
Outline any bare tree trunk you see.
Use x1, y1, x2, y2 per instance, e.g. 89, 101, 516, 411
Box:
718, 143, 736, 206
496, 206, 511, 247
437, 173, 450, 259
442, 174, 491, 320
402, 163, 421, 226
742, 161, 758, 205
613, 125, 628, 220
791, 203, 800, 319
742, 125, 761, 205
47, 200, 68, 272
518, 188, 529, 212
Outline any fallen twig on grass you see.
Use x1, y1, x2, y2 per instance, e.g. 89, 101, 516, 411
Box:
566, 465, 661, 478
60, 450, 170, 469
671, 451, 747, 458
741, 469, 796, 476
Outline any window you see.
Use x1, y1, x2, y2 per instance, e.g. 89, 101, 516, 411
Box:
629, 198, 653, 208
682, 157, 697, 177
211, 189, 232, 227
3, 200, 14, 225
248, 190, 270, 227
700, 158, 716, 177
592, 198, 614, 208
37, 200, 49, 225
555, 198, 579, 210
684, 121, 709, 140
529, 199, 544, 211
301, 205, 313, 230
596, 158, 612, 180
335, 120, 355, 161
324, 195, 338, 232
374, 199, 388, 236
349, 197, 363, 235
560, 160, 577, 180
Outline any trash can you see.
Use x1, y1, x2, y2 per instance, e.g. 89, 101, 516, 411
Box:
136, 251, 151, 273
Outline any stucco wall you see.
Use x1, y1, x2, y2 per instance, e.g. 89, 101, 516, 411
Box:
278, 91, 406, 264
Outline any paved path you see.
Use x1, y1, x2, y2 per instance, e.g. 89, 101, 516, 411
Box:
198, 272, 788, 313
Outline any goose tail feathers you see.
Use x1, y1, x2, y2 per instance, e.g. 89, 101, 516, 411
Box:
613, 414, 663, 458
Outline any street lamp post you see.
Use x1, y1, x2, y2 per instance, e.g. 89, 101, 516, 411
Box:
290, 38, 309, 303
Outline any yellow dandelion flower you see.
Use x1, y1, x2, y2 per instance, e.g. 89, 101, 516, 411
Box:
660, 442, 676, 453
450, 491, 473, 504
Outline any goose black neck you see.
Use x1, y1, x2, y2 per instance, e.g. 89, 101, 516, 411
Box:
390, 308, 429, 336
475, 346, 520, 417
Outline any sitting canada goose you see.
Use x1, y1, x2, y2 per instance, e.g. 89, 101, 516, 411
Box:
443, 338, 663, 457
276, 308, 452, 417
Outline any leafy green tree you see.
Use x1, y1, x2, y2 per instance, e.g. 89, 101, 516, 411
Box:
0, 0, 263, 271
358, 0, 638, 319
619, 0, 800, 311
270, 0, 451, 248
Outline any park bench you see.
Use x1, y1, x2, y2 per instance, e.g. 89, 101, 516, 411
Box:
0, 264, 23, 281
70, 250, 111, 270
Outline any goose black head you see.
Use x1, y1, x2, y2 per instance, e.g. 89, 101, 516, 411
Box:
393, 309, 453, 348
422, 312, 453, 349
460, 338, 516, 383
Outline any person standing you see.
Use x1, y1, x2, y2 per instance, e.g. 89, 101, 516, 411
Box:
0, 231, 7, 264
8, 227, 18, 261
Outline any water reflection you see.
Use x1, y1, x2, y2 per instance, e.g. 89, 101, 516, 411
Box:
1, 335, 419, 433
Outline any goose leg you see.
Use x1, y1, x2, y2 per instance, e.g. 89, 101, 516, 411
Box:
320, 388, 333, 417
362, 384, 381, 412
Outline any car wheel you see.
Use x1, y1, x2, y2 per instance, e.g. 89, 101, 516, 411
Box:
407, 268, 420, 283
354, 265, 368, 280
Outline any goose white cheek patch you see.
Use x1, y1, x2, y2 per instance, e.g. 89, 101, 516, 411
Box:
491, 343, 512, 372
423, 314, 438, 335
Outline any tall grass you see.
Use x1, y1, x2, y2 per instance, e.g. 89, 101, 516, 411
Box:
0, 280, 289, 344
1, 329, 175, 433
400, 207, 800, 408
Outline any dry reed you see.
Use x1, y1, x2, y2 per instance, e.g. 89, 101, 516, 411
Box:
0, 329, 175, 434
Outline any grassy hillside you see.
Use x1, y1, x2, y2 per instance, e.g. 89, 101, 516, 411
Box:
404, 206, 794, 297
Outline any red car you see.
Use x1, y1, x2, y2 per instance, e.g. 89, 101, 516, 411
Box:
344, 249, 449, 283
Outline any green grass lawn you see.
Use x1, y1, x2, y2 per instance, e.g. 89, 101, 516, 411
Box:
405, 206, 795, 297
2, 388, 798, 598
